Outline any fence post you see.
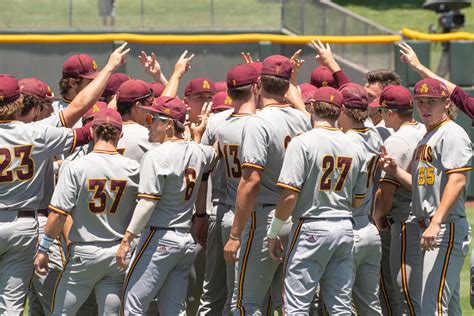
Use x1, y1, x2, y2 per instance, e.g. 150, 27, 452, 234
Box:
68, 0, 73, 29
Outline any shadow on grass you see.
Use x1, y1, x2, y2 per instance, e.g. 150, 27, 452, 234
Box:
333, 0, 425, 10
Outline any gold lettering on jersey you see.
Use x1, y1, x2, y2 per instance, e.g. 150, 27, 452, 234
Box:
414, 144, 433, 163
202, 80, 210, 90
419, 83, 429, 94
224, 96, 233, 105
92, 60, 98, 71
322, 80, 328, 87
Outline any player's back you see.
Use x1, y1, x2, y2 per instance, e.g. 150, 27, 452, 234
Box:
278, 127, 367, 220
117, 122, 151, 163
51, 150, 140, 243
345, 127, 383, 217
141, 141, 215, 229
216, 112, 255, 206
0, 120, 75, 211
241, 106, 311, 204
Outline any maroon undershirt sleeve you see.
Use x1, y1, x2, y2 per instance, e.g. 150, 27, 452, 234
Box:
450, 86, 474, 122
332, 70, 351, 88
73, 122, 93, 147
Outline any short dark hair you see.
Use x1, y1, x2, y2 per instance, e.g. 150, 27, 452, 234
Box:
116, 101, 134, 116
313, 101, 341, 121
261, 75, 289, 97
227, 84, 253, 102
344, 108, 368, 123
59, 77, 83, 97
365, 69, 401, 87
396, 108, 413, 119
20, 94, 43, 117
173, 120, 185, 134
93, 124, 121, 142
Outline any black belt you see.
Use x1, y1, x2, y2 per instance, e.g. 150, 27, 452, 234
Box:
262, 204, 276, 208
150, 226, 177, 231
37, 209, 48, 217
17, 211, 36, 218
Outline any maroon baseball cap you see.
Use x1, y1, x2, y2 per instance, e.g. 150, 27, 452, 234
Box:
92, 108, 123, 131
19, 77, 59, 102
313, 87, 344, 108
261, 55, 292, 80
103, 73, 129, 98
83, 101, 108, 121
340, 83, 369, 109
0, 74, 20, 104
368, 98, 381, 108
211, 92, 233, 112
215, 81, 227, 93
310, 66, 336, 88
62, 54, 99, 79
148, 82, 165, 98
414, 78, 449, 99
184, 78, 216, 97
227, 64, 259, 88
249, 61, 262, 75
117, 79, 153, 103
146, 96, 187, 123
298, 83, 318, 104
379, 85, 413, 109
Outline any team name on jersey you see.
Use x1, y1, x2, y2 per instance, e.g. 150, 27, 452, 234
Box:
414, 144, 433, 163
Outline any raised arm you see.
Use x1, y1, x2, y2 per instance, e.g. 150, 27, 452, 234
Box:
161, 51, 194, 98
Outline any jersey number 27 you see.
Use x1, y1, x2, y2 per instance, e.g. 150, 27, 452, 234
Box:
319, 155, 353, 191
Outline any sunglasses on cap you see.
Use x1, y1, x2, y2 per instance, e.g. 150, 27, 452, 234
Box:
144, 113, 170, 125
139, 95, 154, 107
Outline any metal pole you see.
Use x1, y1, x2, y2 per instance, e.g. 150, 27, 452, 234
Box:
210, 0, 215, 30
141, 0, 145, 29
69, 0, 73, 29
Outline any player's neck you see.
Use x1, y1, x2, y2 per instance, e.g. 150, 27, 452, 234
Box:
234, 100, 256, 114
93, 140, 118, 153
313, 119, 336, 129
260, 94, 287, 108
371, 113, 382, 125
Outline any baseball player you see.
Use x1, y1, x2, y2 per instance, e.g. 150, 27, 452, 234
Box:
100, 72, 129, 104
33, 109, 140, 315
116, 96, 216, 315
310, 65, 337, 88
223, 55, 311, 315
0, 74, 94, 315
379, 78, 472, 314
267, 86, 368, 315
53, 53, 99, 121
198, 64, 259, 315
197, 91, 235, 315
372, 85, 426, 315
184, 77, 216, 124
298, 83, 318, 112
337, 83, 383, 315
115, 79, 154, 162
148, 82, 165, 99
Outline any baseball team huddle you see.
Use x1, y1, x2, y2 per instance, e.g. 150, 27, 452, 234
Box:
0, 38, 473, 316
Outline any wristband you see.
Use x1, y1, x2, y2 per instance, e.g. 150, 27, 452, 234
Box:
38, 234, 55, 253
229, 234, 240, 241
195, 212, 207, 218
267, 217, 286, 239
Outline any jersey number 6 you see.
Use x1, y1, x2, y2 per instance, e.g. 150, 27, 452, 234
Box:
88, 179, 127, 214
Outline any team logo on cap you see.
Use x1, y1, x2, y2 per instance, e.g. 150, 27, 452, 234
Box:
202, 80, 210, 90
163, 107, 171, 114
275, 65, 281, 75
0, 96, 3, 102
330, 95, 334, 102
224, 96, 232, 105
92, 60, 98, 71
47, 86, 53, 97
92, 104, 100, 113
322, 81, 329, 87
419, 83, 429, 94
232, 80, 237, 87
441, 90, 446, 96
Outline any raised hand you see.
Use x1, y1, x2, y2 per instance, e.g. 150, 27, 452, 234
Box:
310, 39, 340, 73
191, 101, 212, 142
138, 51, 162, 79
106, 42, 130, 71
241, 52, 254, 64
398, 42, 422, 69
174, 50, 195, 78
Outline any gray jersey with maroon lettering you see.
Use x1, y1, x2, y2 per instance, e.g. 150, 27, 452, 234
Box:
345, 127, 383, 217
380, 121, 426, 217
202, 109, 233, 204
49, 150, 139, 242
117, 122, 152, 163
240, 106, 311, 204
277, 127, 368, 220
412, 120, 472, 218
52, 99, 82, 128
216, 113, 255, 206
0, 120, 77, 211
138, 141, 216, 229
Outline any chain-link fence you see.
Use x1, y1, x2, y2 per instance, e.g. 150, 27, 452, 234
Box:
0, 0, 282, 31
282, 0, 396, 70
